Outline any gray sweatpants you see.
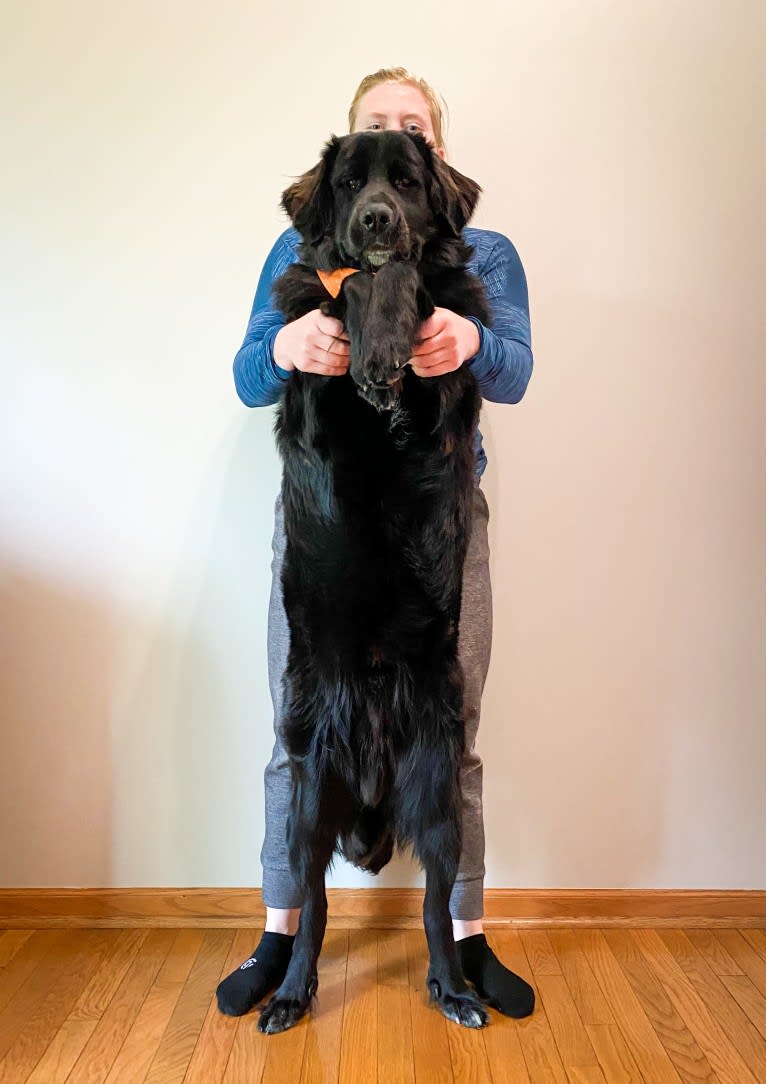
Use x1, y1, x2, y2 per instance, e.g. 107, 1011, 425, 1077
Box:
260, 484, 492, 920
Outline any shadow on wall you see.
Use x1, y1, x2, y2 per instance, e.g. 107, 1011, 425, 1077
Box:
0, 568, 113, 886
477, 335, 674, 888
110, 409, 282, 888
475, 283, 766, 889
110, 403, 423, 891
0, 404, 424, 892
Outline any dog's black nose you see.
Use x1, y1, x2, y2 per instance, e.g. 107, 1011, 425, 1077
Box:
361, 204, 392, 234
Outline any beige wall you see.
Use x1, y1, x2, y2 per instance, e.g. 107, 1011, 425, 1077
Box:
2, 1, 764, 891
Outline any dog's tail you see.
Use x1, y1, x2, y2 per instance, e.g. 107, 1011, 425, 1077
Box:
339, 807, 395, 874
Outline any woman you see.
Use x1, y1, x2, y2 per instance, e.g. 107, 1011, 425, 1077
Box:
218, 67, 535, 1019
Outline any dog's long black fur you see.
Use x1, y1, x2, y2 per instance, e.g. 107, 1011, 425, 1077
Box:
258, 131, 492, 1034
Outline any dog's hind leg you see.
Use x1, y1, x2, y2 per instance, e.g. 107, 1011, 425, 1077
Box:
420, 847, 489, 1029
405, 734, 489, 1029
257, 778, 345, 1035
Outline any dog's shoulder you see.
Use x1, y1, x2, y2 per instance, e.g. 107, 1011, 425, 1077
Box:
273, 262, 330, 322
420, 237, 491, 328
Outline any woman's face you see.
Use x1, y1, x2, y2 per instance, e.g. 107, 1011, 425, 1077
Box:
352, 82, 446, 160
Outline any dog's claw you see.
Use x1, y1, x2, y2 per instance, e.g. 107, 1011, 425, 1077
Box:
428, 980, 490, 1029
257, 996, 309, 1034
445, 996, 490, 1028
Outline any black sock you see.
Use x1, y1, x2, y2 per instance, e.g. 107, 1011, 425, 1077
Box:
216, 931, 295, 1016
457, 933, 535, 1018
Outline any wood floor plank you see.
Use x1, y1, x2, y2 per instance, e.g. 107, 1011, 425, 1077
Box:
497, 931, 568, 1084
65, 928, 176, 1083
3, 922, 763, 1083
579, 930, 684, 1084
23, 931, 147, 1084
602, 929, 717, 1083
683, 931, 743, 976
535, 973, 602, 1078
740, 929, 766, 962
220, 1012, 268, 1083
446, 1017, 493, 1084
405, 929, 454, 1084
260, 921, 327, 1084
26, 1019, 99, 1084
719, 975, 766, 1042
0, 930, 106, 1084
562, 1070, 608, 1083
548, 930, 612, 1027
632, 927, 759, 1084
714, 931, 766, 999
377, 930, 415, 1084
0, 931, 34, 969
103, 929, 207, 1084
549, 929, 646, 1082
339, 928, 378, 1084
142, 928, 232, 1084
520, 931, 562, 976
658, 929, 766, 1080
583, 1024, 645, 1084
69, 929, 148, 1021
260, 1007, 309, 1084
300, 929, 349, 1084
0, 931, 69, 1016
180, 928, 255, 1084
17, 931, 148, 1084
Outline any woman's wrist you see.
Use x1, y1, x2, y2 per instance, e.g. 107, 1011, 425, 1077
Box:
461, 316, 483, 363
273, 326, 295, 373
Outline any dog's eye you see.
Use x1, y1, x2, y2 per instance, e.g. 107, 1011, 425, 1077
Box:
394, 177, 417, 190
345, 178, 362, 192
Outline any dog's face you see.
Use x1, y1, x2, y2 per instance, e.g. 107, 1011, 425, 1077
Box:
282, 131, 481, 270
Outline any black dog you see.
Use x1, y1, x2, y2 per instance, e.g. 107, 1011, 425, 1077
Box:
258, 131, 492, 1034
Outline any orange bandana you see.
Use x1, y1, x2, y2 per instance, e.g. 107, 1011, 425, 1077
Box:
316, 267, 360, 299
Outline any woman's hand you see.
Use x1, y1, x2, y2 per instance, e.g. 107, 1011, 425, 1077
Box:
274, 310, 350, 376
409, 307, 481, 377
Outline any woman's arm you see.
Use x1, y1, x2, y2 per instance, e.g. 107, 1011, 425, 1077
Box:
464, 229, 534, 405
232, 228, 299, 407
233, 226, 533, 407
232, 227, 351, 405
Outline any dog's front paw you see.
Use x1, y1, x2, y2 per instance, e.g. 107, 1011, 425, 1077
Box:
350, 325, 413, 412
256, 973, 318, 1034
368, 337, 411, 388
257, 995, 310, 1034
428, 978, 490, 1029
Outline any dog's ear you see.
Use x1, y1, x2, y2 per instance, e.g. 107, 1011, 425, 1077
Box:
406, 133, 481, 236
281, 136, 341, 245
429, 155, 482, 236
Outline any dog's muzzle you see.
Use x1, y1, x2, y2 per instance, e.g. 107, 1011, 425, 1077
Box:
349, 197, 410, 269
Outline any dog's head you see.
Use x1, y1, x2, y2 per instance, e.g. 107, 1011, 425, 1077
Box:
281, 130, 481, 271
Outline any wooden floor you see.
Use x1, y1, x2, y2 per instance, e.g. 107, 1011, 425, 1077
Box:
1, 926, 766, 1082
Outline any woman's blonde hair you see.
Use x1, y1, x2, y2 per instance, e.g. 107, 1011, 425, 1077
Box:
347, 67, 449, 155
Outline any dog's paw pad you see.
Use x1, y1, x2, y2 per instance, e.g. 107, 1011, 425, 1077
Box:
256, 996, 308, 1034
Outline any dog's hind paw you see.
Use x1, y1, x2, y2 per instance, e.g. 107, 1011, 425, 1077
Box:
257, 996, 309, 1034
428, 982, 490, 1029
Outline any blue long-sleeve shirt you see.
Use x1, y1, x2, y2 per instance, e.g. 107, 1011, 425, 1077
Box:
233, 225, 533, 475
